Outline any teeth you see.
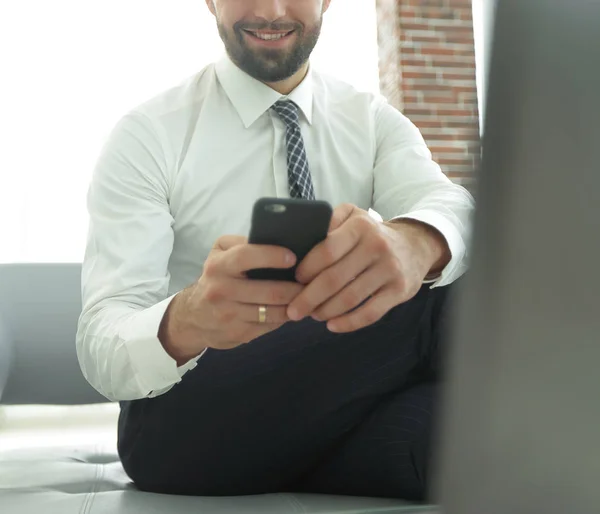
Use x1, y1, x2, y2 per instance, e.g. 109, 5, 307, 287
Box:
249, 31, 290, 41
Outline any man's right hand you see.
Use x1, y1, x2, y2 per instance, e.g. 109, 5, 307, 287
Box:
159, 235, 304, 366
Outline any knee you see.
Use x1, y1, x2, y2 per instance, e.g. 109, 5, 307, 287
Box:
122, 456, 217, 496
119, 440, 275, 497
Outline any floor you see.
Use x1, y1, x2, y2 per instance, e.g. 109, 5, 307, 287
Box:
0, 403, 119, 452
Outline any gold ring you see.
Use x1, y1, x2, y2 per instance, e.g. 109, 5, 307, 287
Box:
258, 305, 267, 324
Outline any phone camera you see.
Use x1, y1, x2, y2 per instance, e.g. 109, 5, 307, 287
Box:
265, 204, 287, 214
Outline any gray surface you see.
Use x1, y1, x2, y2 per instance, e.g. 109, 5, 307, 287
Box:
0, 263, 106, 405
434, 1, 600, 513
0, 315, 13, 401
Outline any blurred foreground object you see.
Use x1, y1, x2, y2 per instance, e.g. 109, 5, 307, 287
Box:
434, 1, 600, 513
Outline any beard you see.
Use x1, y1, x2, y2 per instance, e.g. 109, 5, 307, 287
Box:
217, 18, 322, 83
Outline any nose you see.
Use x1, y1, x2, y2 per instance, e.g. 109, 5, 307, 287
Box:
251, 0, 287, 22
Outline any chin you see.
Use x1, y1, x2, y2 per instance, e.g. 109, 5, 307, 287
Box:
237, 56, 303, 83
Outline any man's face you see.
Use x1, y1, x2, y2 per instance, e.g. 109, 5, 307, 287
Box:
207, 0, 331, 83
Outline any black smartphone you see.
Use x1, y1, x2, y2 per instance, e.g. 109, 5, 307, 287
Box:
247, 197, 333, 282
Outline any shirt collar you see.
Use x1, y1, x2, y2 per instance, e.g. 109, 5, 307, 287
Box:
215, 53, 314, 128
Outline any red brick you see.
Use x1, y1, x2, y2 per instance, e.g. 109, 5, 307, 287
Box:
400, 57, 429, 67
404, 84, 453, 92
452, 47, 476, 57
458, 96, 479, 106
419, 133, 459, 140
412, 120, 447, 129
415, 7, 457, 20
437, 108, 477, 117
437, 24, 475, 33
413, 0, 447, 7
402, 71, 438, 79
402, 22, 432, 31
445, 34, 475, 44
443, 71, 477, 80
430, 58, 476, 68
399, 7, 418, 18
429, 146, 466, 154
452, 86, 478, 94
437, 157, 473, 165
410, 34, 443, 43
404, 107, 437, 115
402, 94, 425, 103
420, 46, 456, 56
448, 0, 475, 7
421, 95, 460, 104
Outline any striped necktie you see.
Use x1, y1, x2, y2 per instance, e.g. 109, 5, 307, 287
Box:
271, 100, 316, 200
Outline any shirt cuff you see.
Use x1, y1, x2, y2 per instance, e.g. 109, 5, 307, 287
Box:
391, 209, 467, 288
119, 293, 205, 395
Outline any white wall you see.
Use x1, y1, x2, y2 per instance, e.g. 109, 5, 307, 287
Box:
0, 0, 380, 263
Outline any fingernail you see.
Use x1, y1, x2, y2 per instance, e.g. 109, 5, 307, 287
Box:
286, 252, 296, 266
288, 307, 301, 320
311, 313, 322, 322
296, 273, 308, 285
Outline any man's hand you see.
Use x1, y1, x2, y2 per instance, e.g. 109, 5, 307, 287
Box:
286, 204, 450, 333
159, 236, 304, 366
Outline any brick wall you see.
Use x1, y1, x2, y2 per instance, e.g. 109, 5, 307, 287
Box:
375, 0, 480, 189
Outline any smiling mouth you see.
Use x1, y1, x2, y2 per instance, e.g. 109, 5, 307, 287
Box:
242, 29, 295, 42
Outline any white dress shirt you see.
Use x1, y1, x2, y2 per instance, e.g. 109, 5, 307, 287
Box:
76, 54, 475, 402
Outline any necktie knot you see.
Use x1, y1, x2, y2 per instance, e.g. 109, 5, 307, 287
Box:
271, 100, 301, 129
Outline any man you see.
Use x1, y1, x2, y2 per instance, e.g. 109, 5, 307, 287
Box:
76, 0, 474, 502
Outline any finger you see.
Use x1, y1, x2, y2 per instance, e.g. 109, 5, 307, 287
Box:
325, 288, 397, 333
237, 303, 292, 324
295, 219, 363, 285
328, 203, 356, 232
216, 244, 297, 277
289, 242, 376, 320
213, 235, 248, 251
214, 277, 304, 306
312, 262, 390, 322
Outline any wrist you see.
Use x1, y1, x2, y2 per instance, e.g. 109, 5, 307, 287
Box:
386, 218, 451, 278
158, 292, 205, 367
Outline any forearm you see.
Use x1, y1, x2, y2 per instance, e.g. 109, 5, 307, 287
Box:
386, 218, 451, 278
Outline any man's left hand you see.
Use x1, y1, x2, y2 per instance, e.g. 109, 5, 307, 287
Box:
286, 203, 450, 333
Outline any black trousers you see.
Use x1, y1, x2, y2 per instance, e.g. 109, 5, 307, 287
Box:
118, 281, 455, 501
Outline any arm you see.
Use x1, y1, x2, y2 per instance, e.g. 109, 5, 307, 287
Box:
76, 112, 201, 402
371, 99, 475, 287
285, 99, 474, 332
